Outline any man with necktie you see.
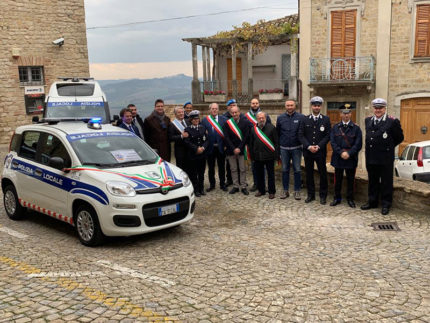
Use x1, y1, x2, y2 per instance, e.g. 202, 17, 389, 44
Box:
119, 108, 141, 137
127, 104, 145, 140
201, 102, 228, 192
361, 98, 404, 215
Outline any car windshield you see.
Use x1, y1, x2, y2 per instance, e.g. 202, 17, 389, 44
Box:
46, 102, 108, 123
67, 132, 158, 168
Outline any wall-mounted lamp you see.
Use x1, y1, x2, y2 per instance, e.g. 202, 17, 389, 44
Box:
52, 37, 64, 46
12, 48, 20, 58
421, 125, 428, 135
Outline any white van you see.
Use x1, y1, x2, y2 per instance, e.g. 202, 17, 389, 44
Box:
44, 77, 111, 123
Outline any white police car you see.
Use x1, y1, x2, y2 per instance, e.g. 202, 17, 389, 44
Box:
2, 118, 195, 246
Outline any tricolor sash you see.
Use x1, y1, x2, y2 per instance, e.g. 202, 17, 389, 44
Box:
206, 115, 224, 138
254, 125, 275, 152
245, 111, 257, 125
226, 118, 249, 160
172, 119, 185, 133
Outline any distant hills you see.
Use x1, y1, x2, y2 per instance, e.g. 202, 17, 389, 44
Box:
99, 74, 193, 117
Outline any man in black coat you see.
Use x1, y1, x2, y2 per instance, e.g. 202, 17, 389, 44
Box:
168, 106, 189, 172
128, 104, 145, 140
249, 112, 278, 199
329, 105, 362, 208
361, 98, 404, 215
299, 96, 331, 204
223, 105, 250, 195
183, 110, 209, 197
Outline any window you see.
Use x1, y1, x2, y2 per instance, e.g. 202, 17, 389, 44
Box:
39, 134, 71, 168
331, 10, 357, 58
19, 131, 41, 161
407, 146, 416, 160
18, 66, 44, 85
414, 4, 430, 57
400, 146, 409, 160
423, 146, 430, 159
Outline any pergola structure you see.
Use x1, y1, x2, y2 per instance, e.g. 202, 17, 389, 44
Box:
182, 14, 299, 104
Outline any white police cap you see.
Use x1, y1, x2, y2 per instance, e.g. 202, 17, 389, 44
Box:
189, 110, 200, 119
371, 98, 387, 107
310, 96, 324, 105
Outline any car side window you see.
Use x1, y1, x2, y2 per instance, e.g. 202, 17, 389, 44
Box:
423, 146, 430, 159
413, 147, 420, 160
39, 134, 71, 168
400, 146, 409, 160
18, 131, 41, 161
407, 146, 415, 160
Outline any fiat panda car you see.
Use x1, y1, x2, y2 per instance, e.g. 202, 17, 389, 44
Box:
2, 119, 195, 246
395, 140, 430, 184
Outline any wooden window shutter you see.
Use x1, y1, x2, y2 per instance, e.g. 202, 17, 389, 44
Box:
331, 10, 357, 58
415, 4, 430, 57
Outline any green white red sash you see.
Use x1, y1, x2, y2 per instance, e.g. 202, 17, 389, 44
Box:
206, 115, 224, 138
226, 118, 249, 160
254, 125, 275, 152
245, 112, 257, 125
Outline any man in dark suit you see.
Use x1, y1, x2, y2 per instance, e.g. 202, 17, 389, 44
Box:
329, 105, 362, 208
201, 103, 228, 192
299, 96, 331, 204
143, 99, 171, 161
223, 105, 250, 195
127, 104, 145, 140
168, 106, 189, 172
119, 108, 141, 137
361, 98, 404, 215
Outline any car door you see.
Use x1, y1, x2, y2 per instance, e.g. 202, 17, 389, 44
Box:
12, 130, 44, 208
404, 146, 416, 179
396, 146, 409, 178
36, 132, 72, 218
423, 146, 430, 173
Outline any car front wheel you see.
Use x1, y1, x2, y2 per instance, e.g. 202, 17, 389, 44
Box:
3, 185, 26, 220
74, 204, 104, 246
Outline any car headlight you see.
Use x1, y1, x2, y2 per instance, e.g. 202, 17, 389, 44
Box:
106, 181, 136, 197
180, 171, 191, 187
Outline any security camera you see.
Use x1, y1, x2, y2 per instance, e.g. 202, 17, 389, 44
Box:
52, 38, 64, 46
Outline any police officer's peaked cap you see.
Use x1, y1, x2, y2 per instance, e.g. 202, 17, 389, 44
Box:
339, 103, 352, 113
310, 96, 324, 105
226, 99, 237, 106
183, 101, 192, 108
371, 98, 387, 107
188, 110, 200, 119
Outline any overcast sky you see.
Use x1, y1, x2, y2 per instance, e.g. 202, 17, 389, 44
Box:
84, 0, 298, 80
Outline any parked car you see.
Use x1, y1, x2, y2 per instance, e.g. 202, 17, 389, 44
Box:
2, 118, 194, 246
395, 140, 430, 183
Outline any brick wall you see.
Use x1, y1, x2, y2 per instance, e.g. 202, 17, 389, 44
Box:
0, 0, 89, 144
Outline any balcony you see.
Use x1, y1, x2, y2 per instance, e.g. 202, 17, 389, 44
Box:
309, 56, 375, 86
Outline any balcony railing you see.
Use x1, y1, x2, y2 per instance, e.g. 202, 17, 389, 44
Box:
310, 56, 375, 83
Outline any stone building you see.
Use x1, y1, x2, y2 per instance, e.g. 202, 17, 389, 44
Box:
300, 0, 430, 164
0, 0, 89, 144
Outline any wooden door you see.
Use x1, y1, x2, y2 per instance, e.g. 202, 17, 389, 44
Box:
326, 104, 357, 163
400, 97, 430, 154
331, 10, 356, 80
227, 58, 242, 96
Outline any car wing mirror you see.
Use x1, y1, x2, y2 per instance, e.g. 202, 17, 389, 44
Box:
48, 156, 65, 170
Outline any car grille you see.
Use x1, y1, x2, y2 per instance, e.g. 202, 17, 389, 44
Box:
142, 196, 190, 227
136, 183, 183, 194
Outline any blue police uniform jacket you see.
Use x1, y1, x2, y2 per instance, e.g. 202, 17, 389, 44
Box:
330, 121, 362, 169
276, 111, 304, 148
183, 125, 209, 160
299, 114, 331, 157
201, 114, 227, 154
364, 115, 404, 165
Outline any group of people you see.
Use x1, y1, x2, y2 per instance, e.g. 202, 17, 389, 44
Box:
117, 95, 404, 215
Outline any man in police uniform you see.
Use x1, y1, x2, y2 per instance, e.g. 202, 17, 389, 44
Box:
329, 104, 362, 208
183, 110, 209, 197
299, 96, 331, 204
361, 98, 404, 215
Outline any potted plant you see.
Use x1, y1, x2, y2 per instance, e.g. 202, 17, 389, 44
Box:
258, 88, 284, 101
203, 90, 226, 102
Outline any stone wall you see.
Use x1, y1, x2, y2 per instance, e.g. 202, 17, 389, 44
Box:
0, 0, 89, 144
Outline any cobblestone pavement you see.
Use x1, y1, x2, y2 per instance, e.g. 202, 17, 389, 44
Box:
1, 151, 430, 322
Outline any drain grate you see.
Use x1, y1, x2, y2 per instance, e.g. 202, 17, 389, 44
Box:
371, 222, 400, 231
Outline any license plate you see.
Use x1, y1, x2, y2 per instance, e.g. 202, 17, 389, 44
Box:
158, 203, 179, 216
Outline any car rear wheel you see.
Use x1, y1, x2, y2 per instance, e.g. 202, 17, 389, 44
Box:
74, 204, 104, 246
3, 185, 26, 220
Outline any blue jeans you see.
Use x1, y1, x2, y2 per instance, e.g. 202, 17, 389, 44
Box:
280, 148, 302, 191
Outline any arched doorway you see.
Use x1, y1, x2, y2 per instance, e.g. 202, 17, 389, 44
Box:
400, 98, 430, 154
